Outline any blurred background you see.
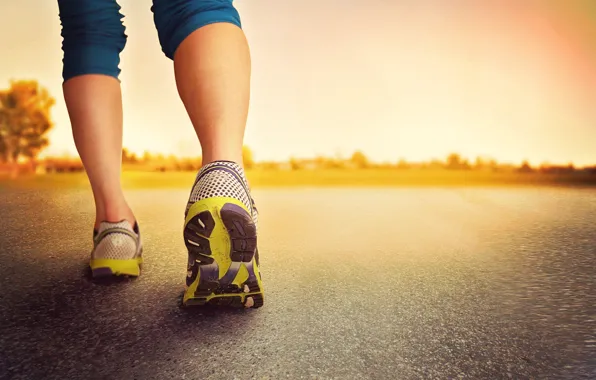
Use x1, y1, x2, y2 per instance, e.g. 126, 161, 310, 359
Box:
0, 0, 595, 187
1, 2, 595, 379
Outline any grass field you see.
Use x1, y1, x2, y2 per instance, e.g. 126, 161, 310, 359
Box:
1, 169, 595, 190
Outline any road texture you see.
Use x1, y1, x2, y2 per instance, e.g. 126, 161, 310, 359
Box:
0, 186, 594, 379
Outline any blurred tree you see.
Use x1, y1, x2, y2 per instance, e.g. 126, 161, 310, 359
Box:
567, 162, 575, 172
428, 159, 444, 170
518, 160, 533, 173
122, 148, 138, 163
397, 159, 410, 170
243, 145, 254, 169
474, 156, 485, 170
487, 158, 499, 172
315, 156, 326, 169
446, 153, 462, 170
0, 80, 55, 163
289, 157, 302, 171
350, 150, 369, 169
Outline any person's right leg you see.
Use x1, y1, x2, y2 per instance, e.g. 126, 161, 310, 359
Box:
58, 0, 142, 278
152, 0, 263, 308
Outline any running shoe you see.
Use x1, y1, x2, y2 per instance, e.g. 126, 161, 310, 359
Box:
182, 160, 263, 308
90, 220, 143, 278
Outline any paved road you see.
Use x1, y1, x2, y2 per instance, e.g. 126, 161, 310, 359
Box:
0, 186, 594, 380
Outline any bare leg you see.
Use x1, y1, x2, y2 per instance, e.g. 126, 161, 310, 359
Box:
167, 18, 263, 308
173, 23, 251, 166
63, 75, 135, 229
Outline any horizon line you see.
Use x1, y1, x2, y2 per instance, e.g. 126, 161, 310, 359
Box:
37, 150, 596, 169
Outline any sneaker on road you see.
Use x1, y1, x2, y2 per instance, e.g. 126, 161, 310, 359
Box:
183, 160, 263, 308
90, 220, 143, 278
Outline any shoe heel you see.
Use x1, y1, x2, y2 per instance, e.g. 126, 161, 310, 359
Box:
183, 197, 264, 308
90, 258, 142, 278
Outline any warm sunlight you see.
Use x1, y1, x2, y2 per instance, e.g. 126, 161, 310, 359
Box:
1, 3, 595, 379
1, 0, 595, 167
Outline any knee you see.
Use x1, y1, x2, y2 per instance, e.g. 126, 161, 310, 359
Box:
58, 0, 127, 82
152, 0, 241, 60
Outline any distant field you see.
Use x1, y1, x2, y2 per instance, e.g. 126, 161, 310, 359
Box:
1, 169, 595, 189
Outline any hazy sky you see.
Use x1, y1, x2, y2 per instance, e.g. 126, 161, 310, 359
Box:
1, 0, 595, 165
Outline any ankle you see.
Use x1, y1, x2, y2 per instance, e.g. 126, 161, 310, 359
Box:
201, 151, 243, 167
201, 159, 243, 168
95, 204, 136, 230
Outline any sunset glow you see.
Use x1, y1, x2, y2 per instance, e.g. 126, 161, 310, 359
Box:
1, 0, 595, 166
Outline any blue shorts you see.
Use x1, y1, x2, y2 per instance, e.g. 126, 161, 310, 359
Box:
57, 0, 242, 81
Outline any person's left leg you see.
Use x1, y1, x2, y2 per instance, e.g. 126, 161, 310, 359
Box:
58, 0, 142, 279
152, 0, 263, 308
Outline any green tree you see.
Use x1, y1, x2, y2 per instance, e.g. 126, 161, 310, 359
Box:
0, 80, 55, 163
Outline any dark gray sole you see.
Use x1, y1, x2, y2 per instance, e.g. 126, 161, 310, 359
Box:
183, 202, 263, 308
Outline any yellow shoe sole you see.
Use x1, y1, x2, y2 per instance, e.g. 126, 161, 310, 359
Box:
182, 197, 264, 309
90, 257, 143, 278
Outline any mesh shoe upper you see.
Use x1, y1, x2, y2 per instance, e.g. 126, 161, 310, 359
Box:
187, 161, 259, 229
92, 221, 142, 260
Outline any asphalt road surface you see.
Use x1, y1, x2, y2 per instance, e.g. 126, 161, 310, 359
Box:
0, 186, 594, 380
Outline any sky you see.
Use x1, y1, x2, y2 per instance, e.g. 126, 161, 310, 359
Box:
0, 0, 595, 166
